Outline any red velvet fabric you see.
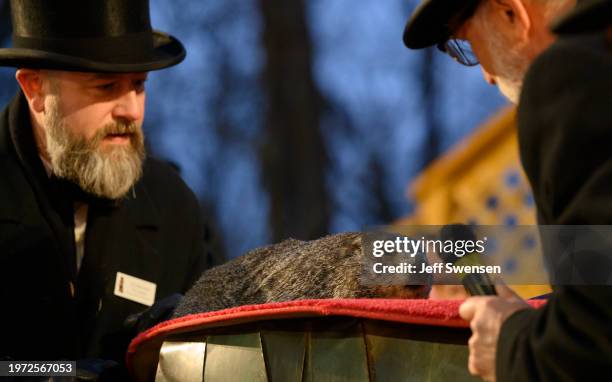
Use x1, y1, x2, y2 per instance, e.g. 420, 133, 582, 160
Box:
127, 298, 546, 369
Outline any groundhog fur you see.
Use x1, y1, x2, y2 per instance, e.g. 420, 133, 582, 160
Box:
174, 232, 430, 317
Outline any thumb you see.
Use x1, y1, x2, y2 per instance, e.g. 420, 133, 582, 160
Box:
459, 298, 478, 321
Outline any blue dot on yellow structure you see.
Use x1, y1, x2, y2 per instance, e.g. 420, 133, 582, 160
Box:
505, 171, 520, 188
523, 234, 536, 251
504, 215, 517, 227
486, 196, 499, 210
524, 193, 534, 207
486, 238, 498, 255
504, 258, 518, 273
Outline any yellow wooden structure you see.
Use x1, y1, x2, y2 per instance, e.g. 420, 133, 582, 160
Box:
395, 107, 551, 299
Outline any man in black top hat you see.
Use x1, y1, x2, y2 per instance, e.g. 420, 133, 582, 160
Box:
0, 0, 221, 374
404, 0, 612, 381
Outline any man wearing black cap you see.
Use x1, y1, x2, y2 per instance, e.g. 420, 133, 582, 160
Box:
404, 0, 612, 381
504, 2, 612, 378
0, 0, 220, 374
404, 0, 574, 104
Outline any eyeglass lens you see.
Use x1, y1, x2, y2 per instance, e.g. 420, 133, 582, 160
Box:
443, 39, 479, 66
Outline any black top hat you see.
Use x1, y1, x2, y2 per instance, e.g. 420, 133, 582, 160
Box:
553, 0, 612, 34
0, 0, 186, 72
403, 0, 480, 49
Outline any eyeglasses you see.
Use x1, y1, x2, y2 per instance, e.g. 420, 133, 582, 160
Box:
437, 39, 479, 66
437, 0, 481, 67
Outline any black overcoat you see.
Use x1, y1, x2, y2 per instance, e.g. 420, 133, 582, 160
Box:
0, 93, 219, 364
496, 33, 612, 381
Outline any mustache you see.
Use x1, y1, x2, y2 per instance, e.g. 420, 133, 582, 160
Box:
89, 121, 142, 145
101, 122, 138, 137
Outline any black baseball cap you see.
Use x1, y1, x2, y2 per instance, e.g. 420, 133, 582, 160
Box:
403, 0, 480, 49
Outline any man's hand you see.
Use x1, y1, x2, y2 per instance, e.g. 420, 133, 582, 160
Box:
459, 284, 530, 382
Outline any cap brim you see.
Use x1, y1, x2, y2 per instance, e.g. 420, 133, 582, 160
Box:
0, 30, 186, 73
553, 0, 612, 34
403, 0, 467, 49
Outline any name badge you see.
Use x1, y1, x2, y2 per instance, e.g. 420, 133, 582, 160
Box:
114, 272, 157, 307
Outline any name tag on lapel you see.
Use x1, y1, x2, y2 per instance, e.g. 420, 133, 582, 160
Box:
114, 272, 157, 307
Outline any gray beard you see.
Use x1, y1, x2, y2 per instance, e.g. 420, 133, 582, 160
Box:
477, 9, 528, 104
43, 98, 146, 200
488, 39, 526, 105
496, 76, 522, 105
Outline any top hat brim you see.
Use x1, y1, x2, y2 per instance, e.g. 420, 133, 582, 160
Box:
0, 30, 185, 73
403, 0, 471, 49
552, 0, 612, 34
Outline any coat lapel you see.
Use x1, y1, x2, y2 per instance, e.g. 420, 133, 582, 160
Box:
77, 177, 162, 312
4, 93, 77, 281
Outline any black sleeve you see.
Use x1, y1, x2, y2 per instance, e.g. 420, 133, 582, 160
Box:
143, 159, 226, 293
183, 207, 226, 292
517, 33, 612, 225
497, 286, 612, 381
498, 34, 612, 381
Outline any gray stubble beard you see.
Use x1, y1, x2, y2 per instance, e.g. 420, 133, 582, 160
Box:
475, 5, 529, 104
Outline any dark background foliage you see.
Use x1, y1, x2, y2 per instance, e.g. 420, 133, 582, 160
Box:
0, 0, 507, 258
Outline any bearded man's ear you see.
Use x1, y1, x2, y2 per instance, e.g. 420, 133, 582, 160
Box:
16, 69, 47, 113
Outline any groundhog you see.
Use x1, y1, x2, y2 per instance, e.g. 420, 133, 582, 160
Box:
173, 232, 431, 317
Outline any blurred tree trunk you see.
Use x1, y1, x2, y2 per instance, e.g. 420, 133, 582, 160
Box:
258, 0, 329, 242
421, 48, 440, 167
